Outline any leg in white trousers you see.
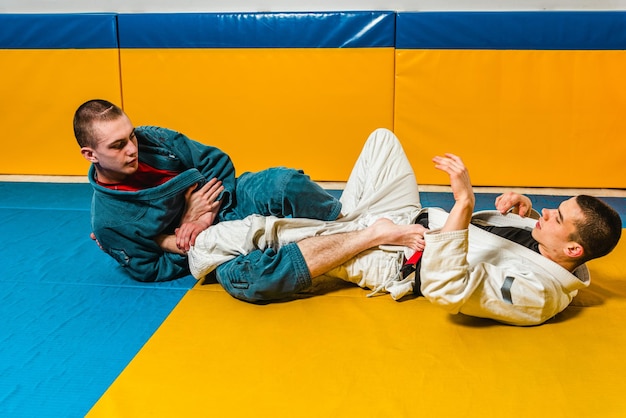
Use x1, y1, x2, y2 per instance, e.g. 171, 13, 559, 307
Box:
188, 128, 422, 300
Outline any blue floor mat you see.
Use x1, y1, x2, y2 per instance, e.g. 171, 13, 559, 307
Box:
0, 281, 188, 417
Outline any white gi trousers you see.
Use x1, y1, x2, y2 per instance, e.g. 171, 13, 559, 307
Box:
188, 128, 422, 299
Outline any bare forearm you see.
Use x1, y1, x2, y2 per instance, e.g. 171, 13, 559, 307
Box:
432, 153, 475, 232
442, 198, 474, 232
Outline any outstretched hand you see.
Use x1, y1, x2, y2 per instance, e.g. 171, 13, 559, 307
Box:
432, 153, 474, 207
432, 153, 475, 232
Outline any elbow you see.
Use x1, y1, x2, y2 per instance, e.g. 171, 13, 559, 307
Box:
120, 263, 159, 282
420, 280, 469, 314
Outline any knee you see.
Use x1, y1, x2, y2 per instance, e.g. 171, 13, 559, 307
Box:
215, 247, 311, 303
217, 271, 303, 304
214, 259, 270, 302
269, 167, 308, 188
256, 167, 309, 201
372, 127, 394, 136
280, 168, 314, 193
369, 127, 399, 144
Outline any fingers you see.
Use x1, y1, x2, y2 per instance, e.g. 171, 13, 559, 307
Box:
494, 192, 531, 217
177, 225, 200, 250
432, 153, 465, 173
198, 177, 221, 193
183, 178, 224, 224
175, 221, 211, 252
432, 154, 470, 185
175, 227, 186, 251
495, 193, 513, 213
175, 223, 195, 252
433, 153, 474, 207
185, 185, 195, 199
206, 182, 224, 204
194, 178, 224, 204
188, 229, 201, 248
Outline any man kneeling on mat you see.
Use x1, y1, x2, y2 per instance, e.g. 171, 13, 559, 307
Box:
185, 128, 621, 326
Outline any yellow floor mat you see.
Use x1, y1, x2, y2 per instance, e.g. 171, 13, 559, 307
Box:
88, 234, 626, 418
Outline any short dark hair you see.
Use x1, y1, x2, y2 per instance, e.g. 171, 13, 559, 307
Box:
572, 195, 622, 263
73, 99, 125, 148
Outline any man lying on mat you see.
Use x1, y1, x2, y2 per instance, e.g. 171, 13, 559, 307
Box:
184, 129, 621, 326
74, 100, 621, 326
73, 99, 343, 282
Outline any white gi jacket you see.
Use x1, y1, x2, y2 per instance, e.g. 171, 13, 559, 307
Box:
421, 207, 590, 326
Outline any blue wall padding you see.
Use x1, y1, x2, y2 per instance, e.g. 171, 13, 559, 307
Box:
0, 13, 118, 49
421, 194, 626, 229
117, 11, 395, 48
396, 11, 626, 49
327, 190, 626, 228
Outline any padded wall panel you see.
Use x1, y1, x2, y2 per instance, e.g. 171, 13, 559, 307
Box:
0, 14, 122, 176
117, 12, 395, 181
395, 12, 626, 188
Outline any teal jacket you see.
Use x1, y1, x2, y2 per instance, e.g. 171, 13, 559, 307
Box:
88, 126, 236, 282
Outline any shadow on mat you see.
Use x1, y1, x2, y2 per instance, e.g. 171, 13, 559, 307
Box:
446, 308, 584, 327
199, 274, 358, 304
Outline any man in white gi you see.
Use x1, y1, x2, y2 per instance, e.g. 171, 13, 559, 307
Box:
187, 128, 622, 326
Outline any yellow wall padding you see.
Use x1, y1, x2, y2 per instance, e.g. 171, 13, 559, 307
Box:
120, 48, 395, 181
87, 234, 626, 417
0, 49, 122, 175
4, 12, 626, 187
395, 49, 626, 188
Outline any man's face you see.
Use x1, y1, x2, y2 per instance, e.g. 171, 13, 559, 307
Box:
532, 197, 585, 260
81, 114, 139, 183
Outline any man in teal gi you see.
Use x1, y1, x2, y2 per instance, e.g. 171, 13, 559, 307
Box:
73, 99, 342, 282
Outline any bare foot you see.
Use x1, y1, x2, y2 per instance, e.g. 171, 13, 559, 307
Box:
368, 218, 428, 251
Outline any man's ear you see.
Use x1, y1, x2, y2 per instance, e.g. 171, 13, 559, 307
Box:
565, 242, 584, 259
80, 147, 97, 163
